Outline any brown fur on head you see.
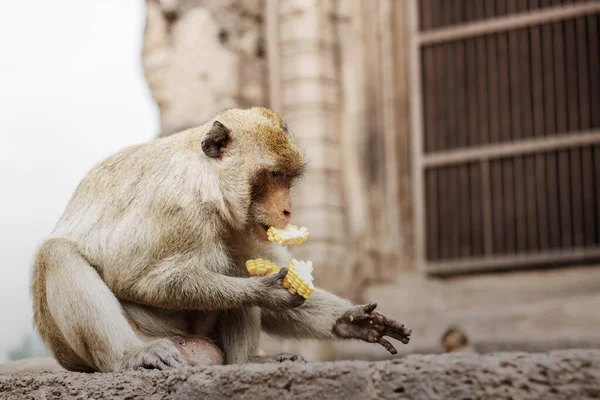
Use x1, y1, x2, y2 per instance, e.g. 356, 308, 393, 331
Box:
198, 107, 305, 239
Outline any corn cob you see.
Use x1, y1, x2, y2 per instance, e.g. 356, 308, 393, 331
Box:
246, 258, 280, 276
267, 224, 309, 247
282, 259, 314, 299
245, 258, 315, 299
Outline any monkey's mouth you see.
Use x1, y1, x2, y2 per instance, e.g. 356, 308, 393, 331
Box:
252, 223, 271, 242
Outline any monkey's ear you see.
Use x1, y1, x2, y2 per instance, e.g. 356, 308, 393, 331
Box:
201, 121, 231, 158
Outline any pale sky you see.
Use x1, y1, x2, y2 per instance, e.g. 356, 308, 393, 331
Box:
0, 1, 159, 361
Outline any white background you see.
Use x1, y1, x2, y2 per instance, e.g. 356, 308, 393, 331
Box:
0, 0, 158, 361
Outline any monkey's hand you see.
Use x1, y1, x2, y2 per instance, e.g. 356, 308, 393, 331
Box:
333, 302, 411, 355
255, 268, 306, 311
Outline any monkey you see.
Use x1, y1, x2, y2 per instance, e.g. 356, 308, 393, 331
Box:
440, 326, 474, 353
30, 107, 411, 372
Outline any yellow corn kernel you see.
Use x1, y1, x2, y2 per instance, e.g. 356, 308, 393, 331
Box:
246, 258, 280, 276
267, 224, 309, 247
282, 259, 314, 299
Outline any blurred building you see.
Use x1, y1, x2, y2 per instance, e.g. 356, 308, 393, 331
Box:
141, 0, 600, 359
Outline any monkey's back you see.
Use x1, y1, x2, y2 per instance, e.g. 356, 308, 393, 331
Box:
48, 131, 215, 276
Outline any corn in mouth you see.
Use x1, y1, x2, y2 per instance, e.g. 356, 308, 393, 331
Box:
267, 224, 309, 247
248, 223, 313, 298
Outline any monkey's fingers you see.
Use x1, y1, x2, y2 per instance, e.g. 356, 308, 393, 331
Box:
345, 302, 378, 322
382, 329, 411, 344
289, 293, 307, 308
348, 313, 373, 323
372, 313, 411, 336
154, 360, 171, 370
362, 302, 378, 314
370, 322, 411, 345
339, 309, 371, 325
368, 314, 411, 345
259, 267, 288, 289
158, 351, 194, 369
186, 359, 200, 367
377, 337, 398, 355
276, 267, 289, 280
388, 324, 411, 341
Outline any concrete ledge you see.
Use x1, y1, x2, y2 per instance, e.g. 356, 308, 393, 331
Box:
1, 350, 599, 399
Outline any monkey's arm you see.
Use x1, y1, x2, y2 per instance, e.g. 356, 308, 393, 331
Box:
261, 289, 411, 354
108, 256, 302, 312
261, 288, 350, 339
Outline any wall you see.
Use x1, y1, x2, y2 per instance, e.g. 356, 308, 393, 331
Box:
141, 0, 600, 361
142, 0, 268, 136
265, 0, 414, 299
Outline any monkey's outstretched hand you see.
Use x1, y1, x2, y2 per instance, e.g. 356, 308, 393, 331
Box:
255, 268, 306, 311
333, 302, 411, 355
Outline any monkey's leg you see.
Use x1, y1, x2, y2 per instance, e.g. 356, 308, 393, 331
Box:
121, 306, 224, 366
211, 307, 305, 364
32, 238, 191, 372
213, 307, 261, 364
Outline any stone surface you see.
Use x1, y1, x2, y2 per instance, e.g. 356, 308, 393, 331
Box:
1, 350, 599, 399
142, 0, 267, 136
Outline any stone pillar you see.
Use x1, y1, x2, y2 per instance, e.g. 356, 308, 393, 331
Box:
266, 0, 345, 361
268, 0, 346, 291
142, 0, 268, 136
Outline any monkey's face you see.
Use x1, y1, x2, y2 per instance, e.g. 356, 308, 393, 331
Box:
248, 170, 294, 241
200, 107, 305, 239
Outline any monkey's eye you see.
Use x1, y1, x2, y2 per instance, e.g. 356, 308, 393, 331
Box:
269, 170, 282, 178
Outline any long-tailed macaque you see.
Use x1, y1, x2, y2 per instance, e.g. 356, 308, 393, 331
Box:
30, 107, 411, 372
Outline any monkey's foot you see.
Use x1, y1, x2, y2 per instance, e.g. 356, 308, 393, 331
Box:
120, 339, 195, 371
333, 302, 412, 355
248, 352, 307, 364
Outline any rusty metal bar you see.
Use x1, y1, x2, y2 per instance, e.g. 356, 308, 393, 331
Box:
426, 247, 600, 276
423, 130, 600, 167
408, 0, 427, 272
419, 2, 600, 45
480, 160, 493, 256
